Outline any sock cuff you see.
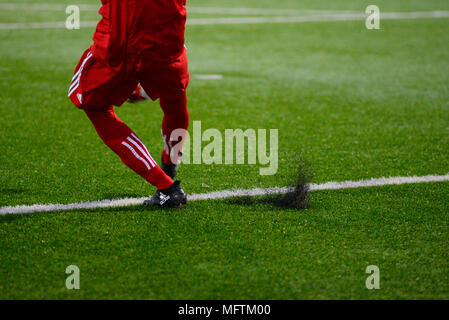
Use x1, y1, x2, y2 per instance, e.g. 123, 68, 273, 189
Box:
146, 166, 174, 190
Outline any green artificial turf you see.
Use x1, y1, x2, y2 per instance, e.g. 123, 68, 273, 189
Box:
0, 0, 448, 299
1, 183, 448, 299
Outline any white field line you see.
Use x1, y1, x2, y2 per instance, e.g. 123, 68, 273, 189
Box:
186, 11, 449, 25
0, 21, 97, 30
0, 3, 99, 11
0, 4, 356, 15
193, 74, 224, 80
0, 174, 448, 215
1, 11, 449, 30
187, 8, 358, 15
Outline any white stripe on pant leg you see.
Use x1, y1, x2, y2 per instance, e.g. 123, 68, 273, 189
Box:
68, 52, 93, 96
70, 72, 81, 86
68, 80, 81, 97
68, 82, 79, 97
121, 141, 151, 171
68, 76, 81, 96
71, 52, 92, 81
126, 136, 155, 168
71, 69, 82, 82
68, 72, 82, 96
130, 133, 157, 167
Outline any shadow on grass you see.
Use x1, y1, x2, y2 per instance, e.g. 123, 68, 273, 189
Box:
100, 193, 146, 199
0, 188, 27, 195
225, 192, 310, 210
94, 205, 185, 213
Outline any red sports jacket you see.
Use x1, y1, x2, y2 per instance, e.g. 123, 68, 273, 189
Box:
92, 0, 187, 68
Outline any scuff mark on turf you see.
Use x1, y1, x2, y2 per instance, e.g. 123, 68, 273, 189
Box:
226, 162, 311, 209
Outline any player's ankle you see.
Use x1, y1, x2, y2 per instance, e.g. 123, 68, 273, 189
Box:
146, 166, 174, 190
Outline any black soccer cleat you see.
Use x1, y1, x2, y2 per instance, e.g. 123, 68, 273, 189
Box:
160, 155, 179, 179
144, 181, 187, 208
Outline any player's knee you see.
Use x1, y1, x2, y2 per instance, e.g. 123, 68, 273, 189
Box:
165, 110, 189, 130
84, 108, 128, 145
178, 105, 189, 128
103, 138, 123, 153
160, 95, 189, 128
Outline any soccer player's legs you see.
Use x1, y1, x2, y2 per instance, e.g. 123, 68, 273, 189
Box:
139, 48, 190, 169
68, 49, 173, 190
84, 107, 173, 190
160, 93, 189, 166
